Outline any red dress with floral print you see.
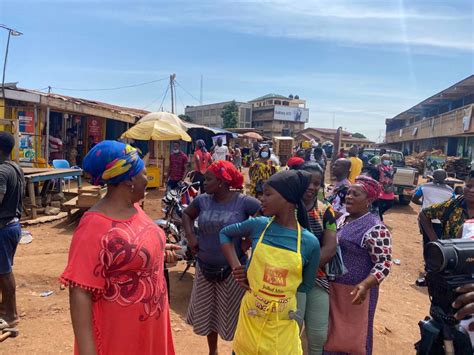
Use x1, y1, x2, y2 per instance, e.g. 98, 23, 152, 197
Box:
61, 205, 175, 355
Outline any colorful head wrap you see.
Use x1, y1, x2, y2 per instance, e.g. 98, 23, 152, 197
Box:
207, 160, 244, 189
287, 157, 305, 169
354, 175, 381, 202
83, 140, 145, 186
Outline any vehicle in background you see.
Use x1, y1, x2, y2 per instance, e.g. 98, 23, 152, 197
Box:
363, 148, 419, 205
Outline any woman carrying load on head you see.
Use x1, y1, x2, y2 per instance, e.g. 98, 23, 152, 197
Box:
183, 160, 261, 355
61, 141, 178, 355
220, 170, 320, 355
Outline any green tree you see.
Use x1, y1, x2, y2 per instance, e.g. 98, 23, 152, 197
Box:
352, 132, 366, 139
178, 114, 193, 123
221, 101, 239, 128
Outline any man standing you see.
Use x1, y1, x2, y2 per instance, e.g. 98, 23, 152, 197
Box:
212, 137, 229, 162
358, 146, 369, 166
412, 169, 453, 243
347, 145, 363, 183
0, 132, 24, 328
49, 129, 63, 161
327, 158, 352, 218
168, 142, 188, 190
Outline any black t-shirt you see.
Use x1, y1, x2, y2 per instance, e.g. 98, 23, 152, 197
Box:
0, 161, 24, 226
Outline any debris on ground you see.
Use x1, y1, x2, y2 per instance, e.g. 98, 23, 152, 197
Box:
40, 291, 54, 297
19, 231, 33, 244
393, 259, 401, 265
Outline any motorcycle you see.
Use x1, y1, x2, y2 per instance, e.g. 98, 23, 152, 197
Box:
155, 175, 199, 285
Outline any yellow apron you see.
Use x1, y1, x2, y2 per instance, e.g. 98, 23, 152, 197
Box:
233, 218, 303, 355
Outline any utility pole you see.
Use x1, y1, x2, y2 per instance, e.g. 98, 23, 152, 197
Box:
200, 74, 203, 105
1, 25, 23, 100
170, 73, 176, 114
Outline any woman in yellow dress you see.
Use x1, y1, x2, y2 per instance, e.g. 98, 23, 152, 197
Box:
220, 170, 320, 355
249, 146, 274, 199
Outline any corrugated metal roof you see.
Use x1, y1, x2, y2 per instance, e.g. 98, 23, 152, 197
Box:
7, 86, 149, 120
391, 75, 474, 121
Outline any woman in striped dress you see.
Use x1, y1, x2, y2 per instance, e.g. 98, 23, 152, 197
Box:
295, 162, 337, 355
183, 160, 261, 355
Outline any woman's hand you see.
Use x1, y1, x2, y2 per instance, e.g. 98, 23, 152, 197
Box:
164, 244, 181, 266
454, 283, 474, 330
187, 237, 199, 255
351, 283, 369, 305
232, 265, 249, 290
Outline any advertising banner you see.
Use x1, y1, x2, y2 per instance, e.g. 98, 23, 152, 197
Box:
18, 111, 36, 162
87, 117, 104, 143
273, 105, 309, 122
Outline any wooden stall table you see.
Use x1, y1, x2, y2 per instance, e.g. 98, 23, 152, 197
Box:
22, 167, 83, 219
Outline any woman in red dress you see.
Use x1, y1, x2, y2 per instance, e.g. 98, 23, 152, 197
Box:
61, 141, 177, 355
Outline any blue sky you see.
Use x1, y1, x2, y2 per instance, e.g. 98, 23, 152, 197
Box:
1, 0, 473, 141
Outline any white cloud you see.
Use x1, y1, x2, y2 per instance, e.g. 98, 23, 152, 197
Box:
89, 0, 474, 53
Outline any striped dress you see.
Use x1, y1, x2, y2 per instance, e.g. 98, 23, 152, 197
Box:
186, 193, 261, 340
307, 200, 337, 291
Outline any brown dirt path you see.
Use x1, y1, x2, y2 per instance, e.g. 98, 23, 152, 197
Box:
5, 189, 429, 354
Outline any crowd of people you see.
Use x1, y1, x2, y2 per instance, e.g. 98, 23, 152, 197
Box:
2, 131, 474, 354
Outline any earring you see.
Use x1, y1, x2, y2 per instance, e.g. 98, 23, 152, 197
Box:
131, 185, 135, 192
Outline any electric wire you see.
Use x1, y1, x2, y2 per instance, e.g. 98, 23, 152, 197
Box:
175, 80, 200, 103
142, 83, 170, 111
50, 77, 168, 92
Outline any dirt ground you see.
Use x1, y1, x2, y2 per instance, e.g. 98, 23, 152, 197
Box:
5, 188, 429, 354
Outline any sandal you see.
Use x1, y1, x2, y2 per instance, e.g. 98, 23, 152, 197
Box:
0, 318, 19, 330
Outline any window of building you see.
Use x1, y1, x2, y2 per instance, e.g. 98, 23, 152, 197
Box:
275, 100, 281, 105
266, 100, 273, 105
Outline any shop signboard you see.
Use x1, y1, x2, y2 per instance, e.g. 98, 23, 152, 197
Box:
18, 111, 36, 162
273, 105, 309, 122
87, 117, 104, 144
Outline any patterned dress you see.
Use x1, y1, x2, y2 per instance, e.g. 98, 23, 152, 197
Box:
61, 206, 174, 355
249, 160, 273, 197
324, 213, 392, 355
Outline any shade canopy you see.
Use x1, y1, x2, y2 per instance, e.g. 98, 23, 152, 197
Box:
122, 112, 191, 141
243, 131, 263, 141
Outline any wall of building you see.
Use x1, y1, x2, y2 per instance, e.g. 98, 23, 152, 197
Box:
386, 104, 474, 144
185, 102, 252, 128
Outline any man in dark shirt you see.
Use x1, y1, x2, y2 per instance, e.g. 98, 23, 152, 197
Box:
0, 131, 24, 328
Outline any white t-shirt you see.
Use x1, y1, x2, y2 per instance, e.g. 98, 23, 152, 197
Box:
415, 182, 453, 223
212, 145, 229, 161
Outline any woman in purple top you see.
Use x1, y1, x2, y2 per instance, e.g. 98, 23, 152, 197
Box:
183, 160, 260, 355
324, 176, 392, 355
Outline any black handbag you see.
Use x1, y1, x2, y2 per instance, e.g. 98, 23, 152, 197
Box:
198, 259, 232, 282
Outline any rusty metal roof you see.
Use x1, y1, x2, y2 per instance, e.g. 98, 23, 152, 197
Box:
7, 85, 149, 120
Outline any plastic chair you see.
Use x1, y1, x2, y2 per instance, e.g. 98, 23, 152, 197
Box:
52, 159, 75, 191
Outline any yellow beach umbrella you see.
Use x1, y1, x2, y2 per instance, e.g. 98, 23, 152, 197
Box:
121, 119, 191, 141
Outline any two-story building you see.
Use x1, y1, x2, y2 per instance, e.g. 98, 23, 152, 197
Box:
385, 75, 474, 159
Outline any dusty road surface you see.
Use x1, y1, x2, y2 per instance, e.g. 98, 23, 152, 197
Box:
6, 189, 429, 354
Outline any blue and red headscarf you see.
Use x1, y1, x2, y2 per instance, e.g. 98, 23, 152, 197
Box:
83, 140, 145, 186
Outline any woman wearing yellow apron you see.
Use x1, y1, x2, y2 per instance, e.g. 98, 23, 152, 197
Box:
220, 170, 321, 355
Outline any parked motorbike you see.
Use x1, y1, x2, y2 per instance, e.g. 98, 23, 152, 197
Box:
156, 176, 199, 286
